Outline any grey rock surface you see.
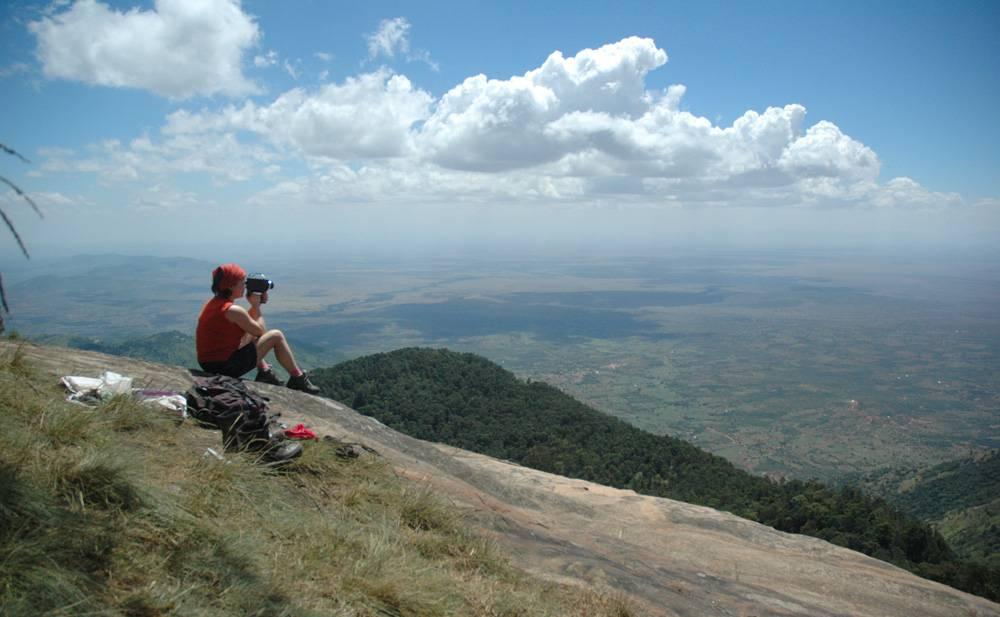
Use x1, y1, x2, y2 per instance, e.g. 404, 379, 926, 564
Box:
12, 340, 998, 617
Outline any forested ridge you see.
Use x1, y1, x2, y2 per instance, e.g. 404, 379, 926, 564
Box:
891, 451, 1000, 521
32, 331, 197, 367
851, 451, 1000, 565
311, 347, 999, 601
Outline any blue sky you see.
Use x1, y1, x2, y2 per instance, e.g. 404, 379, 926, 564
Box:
1, 0, 998, 259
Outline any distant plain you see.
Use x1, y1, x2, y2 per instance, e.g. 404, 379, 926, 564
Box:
7, 249, 998, 481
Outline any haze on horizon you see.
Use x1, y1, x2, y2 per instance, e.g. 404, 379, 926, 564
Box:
1, 0, 998, 261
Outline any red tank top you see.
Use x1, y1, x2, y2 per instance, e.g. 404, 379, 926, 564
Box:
196, 297, 245, 362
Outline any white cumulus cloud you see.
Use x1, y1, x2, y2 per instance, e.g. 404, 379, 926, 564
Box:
778, 120, 879, 180
416, 36, 883, 200
165, 69, 433, 159
33, 33, 977, 214
420, 37, 667, 172
867, 177, 962, 210
29, 0, 261, 99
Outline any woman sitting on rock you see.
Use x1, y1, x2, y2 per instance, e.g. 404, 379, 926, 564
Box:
196, 263, 320, 394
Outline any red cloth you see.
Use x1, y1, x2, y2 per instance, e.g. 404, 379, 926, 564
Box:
284, 424, 317, 440
213, 263, 246, 292
195, 297, 245, 363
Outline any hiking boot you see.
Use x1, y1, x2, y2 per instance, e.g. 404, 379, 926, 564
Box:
286, 372, 320, 395
254, 367, 283, 385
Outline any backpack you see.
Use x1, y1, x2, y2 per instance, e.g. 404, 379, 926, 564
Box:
185, 375, 274, 451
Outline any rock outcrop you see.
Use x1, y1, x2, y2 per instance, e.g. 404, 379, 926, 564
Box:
13, 340, 998, 617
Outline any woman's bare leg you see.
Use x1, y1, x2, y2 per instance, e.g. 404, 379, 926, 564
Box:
255, 329, 301, 375
253, 316, 267, 369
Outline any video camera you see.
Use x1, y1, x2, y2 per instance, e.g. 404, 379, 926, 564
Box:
246, 273, 274, 295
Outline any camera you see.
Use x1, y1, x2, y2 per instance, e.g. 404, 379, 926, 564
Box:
246, 273, 274, 294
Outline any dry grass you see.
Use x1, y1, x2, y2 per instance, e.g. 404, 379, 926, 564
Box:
0, 342, 641, 616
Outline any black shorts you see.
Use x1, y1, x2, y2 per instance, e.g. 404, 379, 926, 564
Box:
199, 343, 257, 378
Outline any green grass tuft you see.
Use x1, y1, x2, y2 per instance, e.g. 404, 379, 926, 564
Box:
398, 484, 459, 532
57, 453, 143, 512
101, 393, 178, 433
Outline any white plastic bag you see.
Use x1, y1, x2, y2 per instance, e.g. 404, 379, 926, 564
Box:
61, 371, 135, 405
99, 371, 133, 396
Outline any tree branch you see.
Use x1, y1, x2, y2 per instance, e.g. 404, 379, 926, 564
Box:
0, 143, 30, 164
0, 175, 43, 219
0, 207, 30, 259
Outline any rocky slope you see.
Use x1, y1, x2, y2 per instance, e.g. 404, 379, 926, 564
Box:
11, 340, 998, 617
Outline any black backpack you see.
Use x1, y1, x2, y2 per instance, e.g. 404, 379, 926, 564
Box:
186, 375, 274, 451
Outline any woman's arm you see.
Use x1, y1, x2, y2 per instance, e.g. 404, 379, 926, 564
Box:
224, 303, 266, 338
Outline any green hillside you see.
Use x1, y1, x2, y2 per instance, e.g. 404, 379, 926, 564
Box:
854, 452, 1000, 565
937, 499, 1000, 565
0, 344, 631, 616
311, 347, 1000, 601
893, 451, 1000, 521
32, 330, 199, 367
